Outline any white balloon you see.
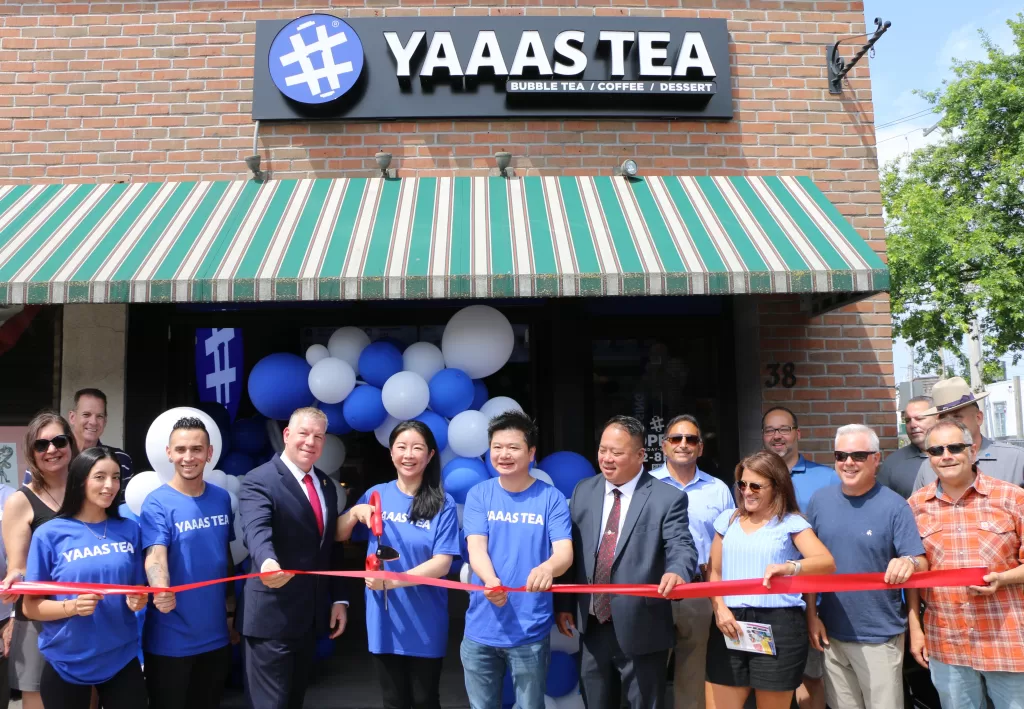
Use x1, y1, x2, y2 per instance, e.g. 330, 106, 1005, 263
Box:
439, 446, 458, 468
531, 469, 554, 486
318, 434, 346, 474
551, 689, 584, 709
203, 468, 228, 489
124, 471, 162, 516
229, 538, 249, 565
448, 410, 490, 458
155, 467, 175, 484
549, 623, 580, 654
456, 503, 465, 526
480, 396, 523, 421
305, 343, 330, 366
382, 371, 429, 420
328, 327, 371, 375
326, 468, 341, 482
223, 474, 241, 495
545, 697, 558, 709
228, 490, 239, 515
441, 305, 515, 379
459, 564, 472, 584
145, 407, 223, 478
374, 415, 401, 449
308, 357, 356, 405
402, 342, 446, 382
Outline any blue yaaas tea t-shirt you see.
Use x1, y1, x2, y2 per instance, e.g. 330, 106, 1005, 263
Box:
358, 481, 461, 658
141, 483, 234, 657
462, 477, 572, 648
26, 516, 144, 685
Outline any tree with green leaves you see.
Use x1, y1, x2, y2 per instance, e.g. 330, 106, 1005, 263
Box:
882, 15, 1024, 383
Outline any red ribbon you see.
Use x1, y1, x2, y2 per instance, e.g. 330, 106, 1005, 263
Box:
8, 567, 987, 599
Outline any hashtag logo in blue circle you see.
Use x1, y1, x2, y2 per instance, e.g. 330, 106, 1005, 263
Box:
268, 15, 364, 104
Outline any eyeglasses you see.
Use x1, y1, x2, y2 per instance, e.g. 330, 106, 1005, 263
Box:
833, 450, 876, 463
736, 480, 771, 492
762, 426, 795, 436
32, 435, 70, 454
925, 443, 970, 457
665, 434, 701, 446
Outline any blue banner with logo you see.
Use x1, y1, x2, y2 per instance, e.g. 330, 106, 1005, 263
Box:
195, 328, 243, 421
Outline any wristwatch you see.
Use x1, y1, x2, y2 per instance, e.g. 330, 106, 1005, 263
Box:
903, 556, 921, 570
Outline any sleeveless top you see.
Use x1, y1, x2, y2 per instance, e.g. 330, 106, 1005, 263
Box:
14, 485, 59, 620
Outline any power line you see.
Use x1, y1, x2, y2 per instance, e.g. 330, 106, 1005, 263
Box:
876, 108, 937, 130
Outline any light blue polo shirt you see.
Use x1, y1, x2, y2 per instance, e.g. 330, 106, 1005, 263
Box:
650, 466, 734, 571
790, 454, 839, 512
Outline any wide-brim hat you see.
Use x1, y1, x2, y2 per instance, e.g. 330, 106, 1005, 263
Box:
922, 376, 989, 416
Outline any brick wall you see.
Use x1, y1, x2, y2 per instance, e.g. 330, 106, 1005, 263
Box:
0, 0, 896, 458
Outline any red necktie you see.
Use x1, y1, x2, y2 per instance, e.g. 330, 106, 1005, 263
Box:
593, 489, 621, 623
301, 473, 325, 537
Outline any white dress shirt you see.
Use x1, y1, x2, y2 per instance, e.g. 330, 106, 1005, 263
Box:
261, 456, 346, 605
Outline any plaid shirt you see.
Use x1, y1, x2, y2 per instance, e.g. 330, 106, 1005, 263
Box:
908, 472, 1024, 672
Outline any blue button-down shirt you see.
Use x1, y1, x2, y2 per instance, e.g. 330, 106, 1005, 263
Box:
649, 466, 735, 570
790, 454, 840, 512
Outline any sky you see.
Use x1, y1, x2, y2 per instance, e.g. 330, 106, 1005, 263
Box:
861, 1, 1019, 383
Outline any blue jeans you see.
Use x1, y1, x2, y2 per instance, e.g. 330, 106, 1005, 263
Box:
929, 658, 1024, 709
460, 636, 550, 709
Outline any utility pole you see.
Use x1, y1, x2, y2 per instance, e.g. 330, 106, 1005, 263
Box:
969, 317, 989, 436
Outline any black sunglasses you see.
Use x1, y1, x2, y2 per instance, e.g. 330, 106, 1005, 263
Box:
736, 480, 770, 492
925, 443, 970, 457
834, 450, 875, 463
666, 434, 701, 446
32, 435, 70, 454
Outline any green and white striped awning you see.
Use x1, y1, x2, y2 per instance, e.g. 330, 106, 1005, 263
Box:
0, 175, 887, 304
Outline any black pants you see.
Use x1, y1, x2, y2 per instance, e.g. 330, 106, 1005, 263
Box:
372, 653, 444, 709
40, 658, 147, 709
144, 645, 231, 709
581, 617, 669, 709
243, 635, 315, 709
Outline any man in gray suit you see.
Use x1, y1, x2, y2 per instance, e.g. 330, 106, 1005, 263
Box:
556, 416, 697, 709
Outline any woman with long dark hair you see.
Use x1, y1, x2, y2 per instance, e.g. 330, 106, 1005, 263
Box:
1, 411, 79, 709
22, 446, 148, 709
337, 420, 460, 709
706, 450, 835, 709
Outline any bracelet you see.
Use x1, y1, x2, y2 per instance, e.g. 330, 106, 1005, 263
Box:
785, 560, 802, 576
903, 556, 920, 571
62, 599, 72, 617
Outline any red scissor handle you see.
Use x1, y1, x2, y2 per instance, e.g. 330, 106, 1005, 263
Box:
368, 490, 383, 538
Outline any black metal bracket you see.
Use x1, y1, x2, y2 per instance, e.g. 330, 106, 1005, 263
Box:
828, 17, 891, 95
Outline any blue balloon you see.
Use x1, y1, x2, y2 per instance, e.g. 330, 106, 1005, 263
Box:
442, 457, 489, 504
428, 368, 475, 418
502, 669, 515, 706
220, 450, 256, 477
343, 385, 388, 432
231, 417, 268, 455
539, 451, 596, 498
248, 353, 313, 421
413, 410, 449, 452
358, 341, 404, 388
546, 651, 579, 697
470, 379, 489, 410
315, 635, 334, 662
319, 401, 352, 435
195, 401, 233, 452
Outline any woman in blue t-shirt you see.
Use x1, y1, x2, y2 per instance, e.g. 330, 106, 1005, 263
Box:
337, 420, 461, 709
706, 450, 835, 709
23, 446, 148, 709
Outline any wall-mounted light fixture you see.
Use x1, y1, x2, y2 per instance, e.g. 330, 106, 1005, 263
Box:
495, 151, 514, 178
376, 151, 396, 178
613, 159, 639, 179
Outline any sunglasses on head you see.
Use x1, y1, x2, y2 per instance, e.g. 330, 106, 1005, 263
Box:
833, 450, 875, 463
666, 434, 701, 446
32, 435, 70, 454
925, 443, 969, 457
736, 480, 770, 492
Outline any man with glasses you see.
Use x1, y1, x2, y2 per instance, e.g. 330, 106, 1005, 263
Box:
761, 406, 838, 709
912, 377, 1024, 491
804, 424, 927, 709
907, 419, 1024, 709
650, 415, 733, 709
878, 396, 935, 499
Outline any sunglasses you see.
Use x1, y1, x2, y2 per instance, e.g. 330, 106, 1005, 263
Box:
925, 443, 970, 457
665, 434, 701, 446
32, 435, 70, 454
736, 480, 770, 492
833, 450, 876, 463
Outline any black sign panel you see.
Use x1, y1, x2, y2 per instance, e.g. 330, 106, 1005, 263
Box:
252, 17, 733, 121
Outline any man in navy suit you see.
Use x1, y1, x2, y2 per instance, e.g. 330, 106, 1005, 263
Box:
556, 416, 697, 709
239, 407, 348, 709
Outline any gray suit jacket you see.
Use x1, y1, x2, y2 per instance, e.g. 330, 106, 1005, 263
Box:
556, 471, 697, 655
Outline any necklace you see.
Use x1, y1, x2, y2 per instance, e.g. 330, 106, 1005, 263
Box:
79, 518, 108, 540
39, 486, 61, 511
